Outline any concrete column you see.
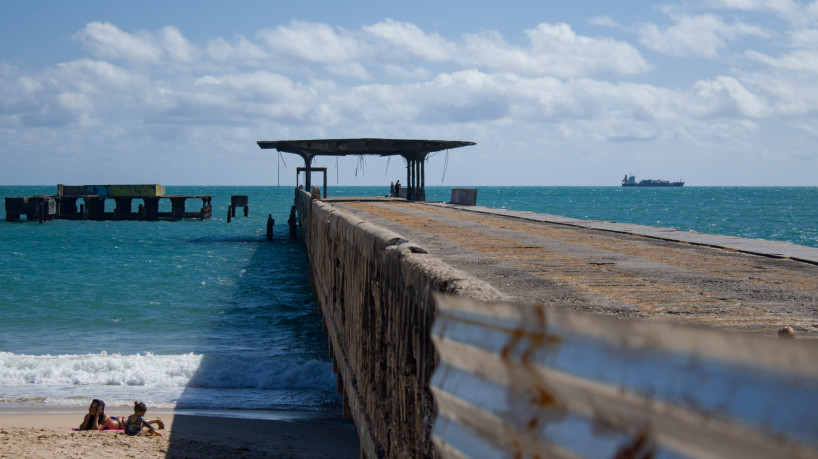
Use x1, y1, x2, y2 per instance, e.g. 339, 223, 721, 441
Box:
114, 197, 132, 220
421, 157, 425, 190
415, 159, 421, 199
303, 154, 313, 191
143, 197, 159, 221
171, 197, 185, 221
406, 157, 411, 200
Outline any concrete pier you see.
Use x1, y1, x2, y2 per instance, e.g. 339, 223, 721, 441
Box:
329, 197, 818, 335
295, 189, 818, 458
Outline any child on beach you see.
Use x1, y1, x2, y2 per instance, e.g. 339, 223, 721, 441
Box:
79, 399, 121, 431
123, 401, 164, 436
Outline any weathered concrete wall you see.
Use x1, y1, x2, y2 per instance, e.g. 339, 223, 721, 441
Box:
431, 294, 818, 458
295, 188, 504, 457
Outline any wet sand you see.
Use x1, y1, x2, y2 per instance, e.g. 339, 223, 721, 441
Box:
0, 412, 360, 458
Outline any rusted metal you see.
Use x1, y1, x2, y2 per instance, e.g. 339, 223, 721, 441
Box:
430, 293, 818, 458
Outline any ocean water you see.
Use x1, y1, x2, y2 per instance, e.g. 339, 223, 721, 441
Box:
0, 186, 336, 417
1, 185, 816, 418
334, 185, 818, 248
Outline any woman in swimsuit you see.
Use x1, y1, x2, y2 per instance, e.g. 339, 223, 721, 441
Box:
123, 401, 164, 436
78, 399, 121, 430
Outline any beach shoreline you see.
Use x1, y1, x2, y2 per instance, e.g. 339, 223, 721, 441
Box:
0, 411, 360, 458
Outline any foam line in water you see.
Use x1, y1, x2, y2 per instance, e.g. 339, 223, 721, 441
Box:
0, 352, 335, 390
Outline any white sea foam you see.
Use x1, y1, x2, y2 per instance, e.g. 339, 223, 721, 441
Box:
0, 351, 337, 410
0, 351, 334, 390
0, 352, 203, 387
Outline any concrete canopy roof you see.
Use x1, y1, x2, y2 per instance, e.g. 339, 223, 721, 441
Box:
257, 138, 475, 161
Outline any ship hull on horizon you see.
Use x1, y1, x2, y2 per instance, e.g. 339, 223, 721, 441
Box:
622, 175, 684, 187
622, 181, 684, 187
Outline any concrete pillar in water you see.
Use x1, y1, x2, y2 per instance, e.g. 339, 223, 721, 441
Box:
288, 206, 297, 239
114, 197, 132, 220
143, 197, 159, 221
170, 197, 185, 221
266, 214, 274, 241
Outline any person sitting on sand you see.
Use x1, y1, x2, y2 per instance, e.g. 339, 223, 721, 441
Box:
123, 401, 164, 436
79, 399, 121, 431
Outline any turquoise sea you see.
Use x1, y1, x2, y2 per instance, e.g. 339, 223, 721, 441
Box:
1, 185, 816, 419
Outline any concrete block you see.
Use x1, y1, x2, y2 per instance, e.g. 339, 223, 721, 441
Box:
450, 188, 477, 206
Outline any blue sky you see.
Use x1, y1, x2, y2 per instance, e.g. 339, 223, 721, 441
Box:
1, 1, 817, 186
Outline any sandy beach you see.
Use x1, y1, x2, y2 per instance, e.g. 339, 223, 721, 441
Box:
0, 412, 360, 458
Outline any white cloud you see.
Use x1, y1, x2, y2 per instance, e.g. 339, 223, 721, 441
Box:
206, 36, 268, 63
3, 13, 818, 185
382, 65, 431, 80
713, 0, 818, 32
456, 23, 649, 78
589, 16, 621, 29
74, 22, 201, 65
691, 76, 767, 118
158, 26, 197, 62
258, 21, 370, 64
747, 49, 818, 74
788, 28, 818, 47
363, 19, 453, 61
52, 59, 147, 93
638, 14, 766, 58
326, 63, 372, 80
75, 22, 162, 62
712, 0, 803, 18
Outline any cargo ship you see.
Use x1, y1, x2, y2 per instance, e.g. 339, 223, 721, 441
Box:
622, 175, 684, 187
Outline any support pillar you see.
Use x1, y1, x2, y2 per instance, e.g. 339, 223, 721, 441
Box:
143, 197, 159, 221
288, 206, 297, 240
201, 197, 212, 219
87, 197, 105, 220
303, 153, 313, 192
415, 159, 422, 201
406, 157, 411, 200
409, 158, 416, 200
171, 197, 185, 221
114, 197, 132, 220
420, 157, 426, 201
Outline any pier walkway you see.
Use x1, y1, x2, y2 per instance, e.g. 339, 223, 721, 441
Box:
298, 190, 818, 457
327, 197, 818, 337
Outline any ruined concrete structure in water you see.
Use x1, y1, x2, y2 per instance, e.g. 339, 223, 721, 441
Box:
5, 184, 213, 222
